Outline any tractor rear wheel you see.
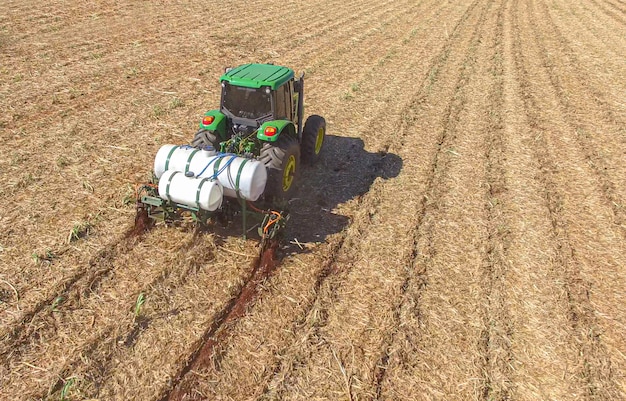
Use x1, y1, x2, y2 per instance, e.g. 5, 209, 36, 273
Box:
191, 129, 219, 150
259, 135, 300, 202
301, 115, 326, 164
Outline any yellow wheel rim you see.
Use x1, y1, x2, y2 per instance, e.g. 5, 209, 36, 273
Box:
314, 127, 324, 154
282, 155, 296, 191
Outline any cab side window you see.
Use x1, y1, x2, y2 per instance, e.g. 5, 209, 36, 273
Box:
274, 84, 292, 120
288, 80, 296, 120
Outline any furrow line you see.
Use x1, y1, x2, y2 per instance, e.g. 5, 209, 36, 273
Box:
479, 1, 514, 399
534, 0, 626, 129
157, 202, 385, 401
371, 0, 495, 398
284, 0, 399, 52
1, 228, 214, 399
41, 230, 216, 400
605, 0, 626, 13
590, 0, 626, 24
168, 1, 472, 398
280, 0, 429, 84
529, 0, 626, 235
0, 225, 148, 360
0, 0, 418, 334
151, 3, 435, 398
513, 0, 620, 397
554, 1, 624, 64
273, 0, 486, 395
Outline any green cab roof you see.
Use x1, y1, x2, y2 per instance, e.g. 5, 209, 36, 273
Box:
220, 63, 294, 90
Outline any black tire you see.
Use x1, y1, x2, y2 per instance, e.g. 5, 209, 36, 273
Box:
259, 135, 300, 202
191, 129, 219, 149
301, 115, 326, 164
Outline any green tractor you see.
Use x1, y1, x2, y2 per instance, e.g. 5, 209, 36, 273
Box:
191, 63, 326, 200
135, 63, 326, 241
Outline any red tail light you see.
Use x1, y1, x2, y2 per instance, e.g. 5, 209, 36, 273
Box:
202, 115, 215, 125
264, 126, 277, 136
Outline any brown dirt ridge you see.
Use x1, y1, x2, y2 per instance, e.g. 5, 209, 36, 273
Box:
1, 0, 625, 400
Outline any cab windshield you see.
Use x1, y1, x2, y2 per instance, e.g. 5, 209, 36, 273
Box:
222, 85, 272, 120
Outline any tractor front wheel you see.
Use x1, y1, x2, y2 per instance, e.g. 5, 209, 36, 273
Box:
301, 115, 326, 164
191, 129, 219, 150
259, 135, 300, 202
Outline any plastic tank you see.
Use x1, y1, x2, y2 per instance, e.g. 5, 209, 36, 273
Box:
154, 144, 267, 201
158, 170, 223, 211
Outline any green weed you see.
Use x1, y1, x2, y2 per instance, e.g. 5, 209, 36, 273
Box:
51, 296, 65, 312
32, 249, 55, 264
169, 97, 185, 109
59, 377, 75, 401
134, 292, 146, 318
153, 105, 165, 118
126, 67, 138, 79
82, 181, 94, 193
67, 220, 93, 243
122, 184, 135, 206
56, 156, 70, 168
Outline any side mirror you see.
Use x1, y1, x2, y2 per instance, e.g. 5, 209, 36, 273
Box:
224, 67, 233, 73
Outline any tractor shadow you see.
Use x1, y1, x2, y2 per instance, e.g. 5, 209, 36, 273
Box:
286, 134, 402, 248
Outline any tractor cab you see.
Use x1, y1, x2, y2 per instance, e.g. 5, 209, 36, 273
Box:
219, 64, 299, 130
192, 64, 304, 150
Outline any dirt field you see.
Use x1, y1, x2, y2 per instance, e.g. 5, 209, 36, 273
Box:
1, 0, 625, 400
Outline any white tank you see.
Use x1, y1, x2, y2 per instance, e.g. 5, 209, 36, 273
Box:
158, 170, 223, 211
154, 144, 267, 201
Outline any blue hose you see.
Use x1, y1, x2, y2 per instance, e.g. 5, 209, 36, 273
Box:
196, 153, 237, 180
